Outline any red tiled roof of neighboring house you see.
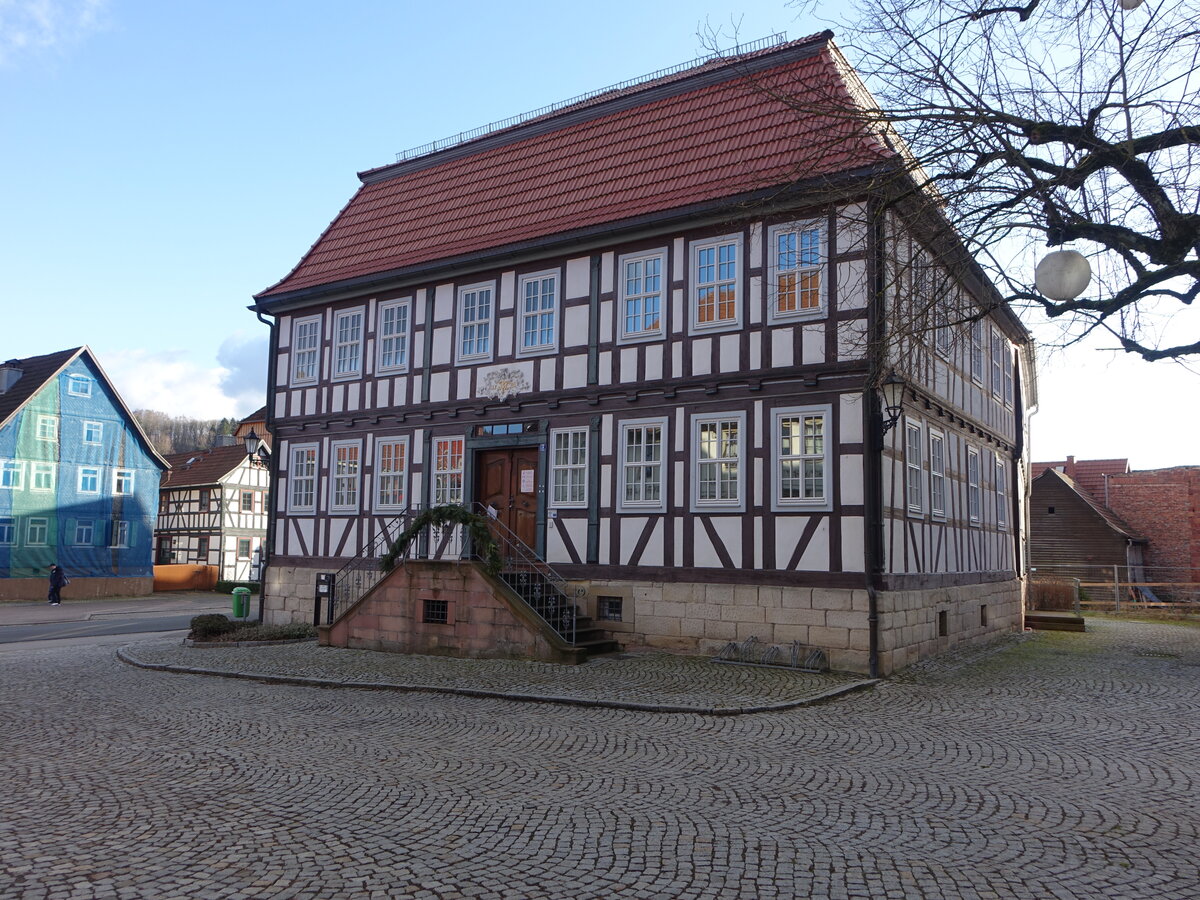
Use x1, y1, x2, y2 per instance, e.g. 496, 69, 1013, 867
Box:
1032, 457, 1130, 505
1035, 468, 1147, 543
255, 33, 893, 302
0, 348, 81, 428
161, 445, 249, 489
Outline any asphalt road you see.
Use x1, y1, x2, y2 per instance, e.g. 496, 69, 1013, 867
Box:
0, 612, 249, 644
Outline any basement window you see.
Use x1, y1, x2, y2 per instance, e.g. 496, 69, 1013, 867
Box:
938, 610, 948, 638
598, 596, 623, 622
422, 598, 448, 625
980, 604, 989, 627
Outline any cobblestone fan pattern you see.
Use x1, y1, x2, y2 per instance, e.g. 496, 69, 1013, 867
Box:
123, 643, 871, 712
2, 619, 1198, 899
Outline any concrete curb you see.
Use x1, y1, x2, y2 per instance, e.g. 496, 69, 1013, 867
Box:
115, 645, 879, 715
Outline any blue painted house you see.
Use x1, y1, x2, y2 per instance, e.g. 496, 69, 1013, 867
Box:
0, 347, 166, 600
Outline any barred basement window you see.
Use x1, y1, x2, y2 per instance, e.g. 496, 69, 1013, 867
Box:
423, 598, 448, 624
598, 596, 623, 622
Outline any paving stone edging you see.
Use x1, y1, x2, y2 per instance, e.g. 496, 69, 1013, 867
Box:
115, 645, 879, 715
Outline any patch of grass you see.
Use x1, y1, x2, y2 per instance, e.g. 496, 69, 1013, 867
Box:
1084, 611, 1200, 629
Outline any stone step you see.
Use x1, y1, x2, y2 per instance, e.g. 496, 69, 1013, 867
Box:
1026, 612, 1086, 633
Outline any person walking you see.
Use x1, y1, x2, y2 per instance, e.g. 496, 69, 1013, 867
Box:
47, 564, 67, 606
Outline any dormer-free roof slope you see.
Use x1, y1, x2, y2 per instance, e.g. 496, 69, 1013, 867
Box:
255, 32, 893, 305
162, 444, 253, 488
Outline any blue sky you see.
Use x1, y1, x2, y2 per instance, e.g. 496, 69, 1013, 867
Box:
2, 0, 1196, 469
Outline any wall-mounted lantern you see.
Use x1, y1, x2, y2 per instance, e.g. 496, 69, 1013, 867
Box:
243, 428, 266, 465
880, 371, 906, 434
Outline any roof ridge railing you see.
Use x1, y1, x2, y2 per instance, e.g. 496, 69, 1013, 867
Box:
393, 33, 788, 164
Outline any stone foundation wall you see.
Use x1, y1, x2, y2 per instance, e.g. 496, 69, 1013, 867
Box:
262, 564, 328, 626
0, 576, 153, 603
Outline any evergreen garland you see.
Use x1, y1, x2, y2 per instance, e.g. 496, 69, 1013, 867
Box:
380, 505, 504, 575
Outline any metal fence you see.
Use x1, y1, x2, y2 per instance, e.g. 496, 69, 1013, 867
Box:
1029, 565, 1200, 612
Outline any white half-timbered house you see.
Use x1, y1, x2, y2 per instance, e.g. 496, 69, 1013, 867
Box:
250, 33, 1035, 675
156, 444, 270, 583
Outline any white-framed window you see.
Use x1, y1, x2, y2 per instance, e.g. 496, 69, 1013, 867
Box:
37, 415, 58, 442
111, 520, 129, 548
905, 420, 924, 515
78, 466, 100, 494
618, 418, 667, 512
768, 220, 825, 321
329, 441, 361, 511
0, 517, 13, 544
1003, 347, 1014, 407
74, 520, 94, 545
333, 308, 364, 379
996, 458, 1009, 530
83, 421, 103, 444
967, 447, 981, 524
690, 234, 741, 332
27, 517, 48, 545
517, 271, 558, 355
377, 299, 411, 373
618, 250, 665, 342
773, 405, 832, 511
113, 470, 134, 495
990, 329, 1004, 398
929, 430, 946, 519
970, 319, 985, 385
1, 460, 23, 489
237, 538, 252, 559
241, 490, 255, 512
433, 437, 464, 505
692, 412, 745, 511
291, 316, 321, 384
288, 444, 318, 512
375, 437, 409, 510
31, 463, 55, 492
67, 375, 92, 397
934, 303, 953, 358
457, 283, 494, 363
550, 428, 588, 508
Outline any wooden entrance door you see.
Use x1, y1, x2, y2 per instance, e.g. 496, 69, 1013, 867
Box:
475, 447, 539, 550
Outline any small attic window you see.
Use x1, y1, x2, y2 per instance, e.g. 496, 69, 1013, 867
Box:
1048, 506, 1056, 514
67, 375, 92, 397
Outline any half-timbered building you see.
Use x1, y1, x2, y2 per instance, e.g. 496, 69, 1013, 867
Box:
156, 443, 270, 583
250, 33, 1035, 674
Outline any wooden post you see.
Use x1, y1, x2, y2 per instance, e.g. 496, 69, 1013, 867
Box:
1113, 565, 1121, 612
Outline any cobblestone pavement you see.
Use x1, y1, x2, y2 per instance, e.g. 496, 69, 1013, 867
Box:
120, 642, 873, 713
2, 619, 1198, 899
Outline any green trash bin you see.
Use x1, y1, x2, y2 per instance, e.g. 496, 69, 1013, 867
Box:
232, 587, 251, 619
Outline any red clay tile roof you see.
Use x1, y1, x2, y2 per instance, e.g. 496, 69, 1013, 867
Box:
1033, 458, 1129, 504
256, 34, 892, 302
162, 445, 250, 489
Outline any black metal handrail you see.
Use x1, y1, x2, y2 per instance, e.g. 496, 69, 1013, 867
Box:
329, 513, 412, 623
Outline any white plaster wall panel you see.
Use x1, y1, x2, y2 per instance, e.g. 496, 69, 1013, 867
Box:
601, 252, 614, 294
305, 388, 318, 416
599, 515, 611, 565
347, 382, 361, 412
644, 344, 663, 380
456, 370, 471, 400
620, 518, 645, 566
753, 456, 764, 508
749, 274, 763, 325
673, 238, 685, 282
772, 328, 794, 368
564, 306, 589, 348
412, 374, 423, 402
546, 520, 569, 565
275, 394, 287, 419
641, 519, 665, 567
802, 325, 825, 364
749, 331, 762, 372
840, 518, 868, 573
411, 472, 423, 506
499, 271, 515, 310
563, 354, 587, 389
278, 315, 293, 348
601, 414, 613, 456
838, 203, 869, 255
566, 257, 591, 299
413, 290, 426, 326
839, 393, 863, 443
692, 520, 721, 568
564, 518, 587, 560
672, 288, 684, 334
430, 371, 450, 403
539, 357, 556, 391
675, 408, 686, 452
712, 517, 742, 568
674, 460, 684, 509
434, 284, 453, 321
332, 385, 344, 414
754, 516, 764, 569
840, 455, 864, 506
499, 317, 513, 358
692, 338, 712, 376
837, 259, 868, 311
275, 356, 289, 387
672, 342, 683, 378
719, 334, 740, 373
598, 350, 613, 385
600, 300, 613, 343
327, 517, 350, 558
837, 320, 869, 361
797, 518, 830, 571
411, 327, 424, 368
601, 464, 613, 507
433, 327, 452, 365
620, 348, 638, 384
750, 221, 764, 266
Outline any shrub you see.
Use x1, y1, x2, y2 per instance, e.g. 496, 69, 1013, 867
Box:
189, 614, 237, 639
188, 621, 317, 643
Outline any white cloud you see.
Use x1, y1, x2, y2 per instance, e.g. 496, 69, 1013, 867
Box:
100, 346, 261, 421
0, 0, 107, 65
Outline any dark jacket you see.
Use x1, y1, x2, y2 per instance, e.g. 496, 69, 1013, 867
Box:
49, 567, 67, 588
